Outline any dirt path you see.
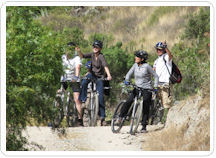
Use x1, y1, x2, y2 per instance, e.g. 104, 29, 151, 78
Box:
22, 124, 164, 151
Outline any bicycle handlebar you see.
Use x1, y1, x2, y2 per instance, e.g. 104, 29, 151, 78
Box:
125, 83, 154, 92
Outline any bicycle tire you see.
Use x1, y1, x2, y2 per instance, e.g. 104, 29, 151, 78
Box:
130, 99, 143, 135
52, 99, 64, 128
90, 92, 99, 126
82, 107, 91, 127
151, 97, 164, 125
111, 101, 126, 133
66, 98, 78, 127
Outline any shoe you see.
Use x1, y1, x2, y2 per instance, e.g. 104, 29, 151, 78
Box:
77, 119, 84, 127
48, 122, 52, 127
140, 127, 148, 133
100, 118, 107, 126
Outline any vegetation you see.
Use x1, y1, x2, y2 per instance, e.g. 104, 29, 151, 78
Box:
171, 7, 210, 99
6, 6, 210, 150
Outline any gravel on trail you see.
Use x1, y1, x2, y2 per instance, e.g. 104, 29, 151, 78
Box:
22, 125, 164, 151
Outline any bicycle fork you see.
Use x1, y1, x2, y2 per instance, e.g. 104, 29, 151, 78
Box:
131, 97, 138, 120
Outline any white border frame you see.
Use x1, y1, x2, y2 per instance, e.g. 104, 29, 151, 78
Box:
1, 0, 215, 157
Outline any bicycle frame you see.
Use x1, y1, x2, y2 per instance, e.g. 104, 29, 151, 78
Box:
111, 83, 152, 134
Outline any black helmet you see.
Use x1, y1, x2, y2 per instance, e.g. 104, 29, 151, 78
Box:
92, 40, 103, 49
135, 50, 148, 60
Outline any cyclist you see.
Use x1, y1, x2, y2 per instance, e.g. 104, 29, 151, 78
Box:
60, 42, 83, 126
153, 41, 173, 124
76, 40, 112, 126
119, 50, 159, 133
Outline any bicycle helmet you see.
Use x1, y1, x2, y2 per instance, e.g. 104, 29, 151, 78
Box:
92, 40, 103, 48
85, 61, 91, 69
135, 50, 148, 60
155, 42, 166, 49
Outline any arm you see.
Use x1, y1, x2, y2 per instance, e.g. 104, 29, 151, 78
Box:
125, 64, 135, 82
100, 55, 112, 80
75, 47, 92, 58
163, 41, 172, 61
104, 67, 112, 80
75, 47, 83, 58
75, 64, 81, 77
165, 47, 172, 61
152, 59, 157, 71
148, 65, 159, 88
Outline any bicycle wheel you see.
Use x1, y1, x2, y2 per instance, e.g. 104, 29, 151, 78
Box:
82, 107, 91, 127
111, 101, 126, 133
90, 92, 99, 126
52, 98, 64, 128
66, 98, 78, 127
151, 97, 164, 125
130, 99, 143, 135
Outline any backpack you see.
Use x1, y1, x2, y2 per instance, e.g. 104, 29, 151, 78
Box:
163, 56, 182, 84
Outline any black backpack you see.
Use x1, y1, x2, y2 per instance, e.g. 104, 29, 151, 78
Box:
163, 56, 182, 84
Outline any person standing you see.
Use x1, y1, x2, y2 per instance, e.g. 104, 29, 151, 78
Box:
119, 50, 159, 133
60, 42, 83, 126
76, 40, 112, 126
153, 41, 173, 124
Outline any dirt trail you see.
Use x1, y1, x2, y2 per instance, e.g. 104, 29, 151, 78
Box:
22, 124, 164, 151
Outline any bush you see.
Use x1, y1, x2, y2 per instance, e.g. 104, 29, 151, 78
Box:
6, 7, 64, 150
172, 7, 210, 99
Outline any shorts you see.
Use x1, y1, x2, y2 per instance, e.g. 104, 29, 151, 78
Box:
158, 84, 173, 109
62, 82, 81, 93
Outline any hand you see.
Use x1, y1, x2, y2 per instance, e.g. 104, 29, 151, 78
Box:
124, 80, 130, 85
154, 87, 158, 93
163, 41, 167, 48
107, 75, 112, 81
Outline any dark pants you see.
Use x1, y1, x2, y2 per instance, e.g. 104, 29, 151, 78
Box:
120, 88, 152, 129
79, 73, 105, 119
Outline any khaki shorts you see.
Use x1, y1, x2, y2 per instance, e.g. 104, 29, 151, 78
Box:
158, 84, 173, 109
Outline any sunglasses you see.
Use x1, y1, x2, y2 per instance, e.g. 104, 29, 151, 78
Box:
157, 49, 163, 51
93, 46, 100, 49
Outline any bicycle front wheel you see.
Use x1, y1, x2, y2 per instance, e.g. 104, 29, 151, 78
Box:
111, 101, 126, 133
52, 98, 64, 128
90, 93, 99, 126
130, 100, 143, 135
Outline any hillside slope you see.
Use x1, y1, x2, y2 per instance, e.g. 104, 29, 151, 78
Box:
80, 6, 200, 52
141, 89, 210, 150
40, 6, 201, 53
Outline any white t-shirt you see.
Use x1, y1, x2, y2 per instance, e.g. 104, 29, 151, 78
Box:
153, 53, 172, 83
60, 55, 82, 82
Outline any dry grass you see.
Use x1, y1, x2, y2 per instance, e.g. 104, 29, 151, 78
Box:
142, 121, 210, 151
142, 91, 210, 151
82, 6, 201, 54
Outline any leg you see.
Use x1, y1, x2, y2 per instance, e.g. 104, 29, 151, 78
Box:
160, 85, 172, 124
96, 79, 105, 119
119, 89, 136, 118
141, 90, 152, 130
73, 92, 82, 119
79, 74, 91, 102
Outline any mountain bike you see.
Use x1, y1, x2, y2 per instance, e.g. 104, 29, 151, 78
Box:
52, 82, 78, 128
111, 84, 151, 135
82, 77, 110, 127
148, 91, 164, 125
82, 78, 99, 127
